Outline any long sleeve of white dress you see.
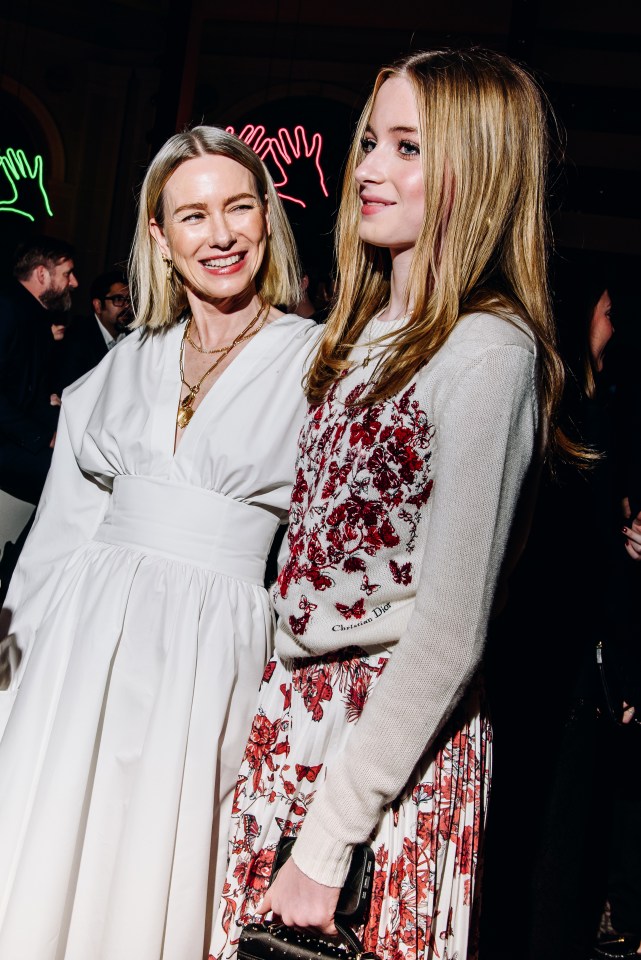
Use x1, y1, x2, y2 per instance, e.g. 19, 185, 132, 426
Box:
0, 390, 111, 730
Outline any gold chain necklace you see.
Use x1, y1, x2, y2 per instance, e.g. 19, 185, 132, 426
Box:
184, 315, 265, 354
176, 299, 269, 429
358, 309, 409, 370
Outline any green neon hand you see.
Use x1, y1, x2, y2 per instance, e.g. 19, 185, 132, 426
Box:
0, 149, 53, 221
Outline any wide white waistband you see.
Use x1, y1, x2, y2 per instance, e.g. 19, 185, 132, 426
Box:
94, 476, 280, 585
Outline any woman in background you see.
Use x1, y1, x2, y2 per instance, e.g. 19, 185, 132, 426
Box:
526, 267, 641, 959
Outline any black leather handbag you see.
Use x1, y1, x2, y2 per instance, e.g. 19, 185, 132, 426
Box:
238, 921, 378, 960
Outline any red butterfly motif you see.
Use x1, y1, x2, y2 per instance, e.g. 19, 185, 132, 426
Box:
233, 813, 261, 853
299, 595, 318, 615
389, 559, 412, 585
335, 598, 366, 620
289, 614, 309, 636
289, 595, 319, 636
360, 575, 380, 596
295, 763, 323, 783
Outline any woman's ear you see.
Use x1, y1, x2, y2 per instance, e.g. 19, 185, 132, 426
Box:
149, 219, 171, 259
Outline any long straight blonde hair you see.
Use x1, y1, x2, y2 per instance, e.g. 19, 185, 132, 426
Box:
307, 48, 570, 455
130, 126, 301, 329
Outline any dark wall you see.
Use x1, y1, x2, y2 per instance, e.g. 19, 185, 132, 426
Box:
1, 0, 639, 302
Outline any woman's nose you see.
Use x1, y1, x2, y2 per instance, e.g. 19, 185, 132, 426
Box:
207, 214, 235, 248
355, 149, 383, 186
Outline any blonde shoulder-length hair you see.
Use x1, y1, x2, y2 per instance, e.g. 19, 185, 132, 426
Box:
130, 126, 301, 329
307, 48, 572, 457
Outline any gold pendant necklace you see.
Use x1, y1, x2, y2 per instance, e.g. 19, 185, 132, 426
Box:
177, 299, 269, 430
356, 308, 409, 371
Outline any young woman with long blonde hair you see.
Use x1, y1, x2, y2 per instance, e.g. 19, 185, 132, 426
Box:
213, 49, 566, 959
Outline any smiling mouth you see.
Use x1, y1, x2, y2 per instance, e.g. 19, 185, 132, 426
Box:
202, 253, 244, 268
360, 196, 393, 206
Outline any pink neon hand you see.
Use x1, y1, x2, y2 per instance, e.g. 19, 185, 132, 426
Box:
227, 124, 329, 209
265, 127, 329, 207
226, 124, 272, 158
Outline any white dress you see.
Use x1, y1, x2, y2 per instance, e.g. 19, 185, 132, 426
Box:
0, 314, 319, 960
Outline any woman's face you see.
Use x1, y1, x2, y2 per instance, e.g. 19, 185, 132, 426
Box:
589, 289, 614, 372
354, 76, 425, 255
149, 154, 269, 304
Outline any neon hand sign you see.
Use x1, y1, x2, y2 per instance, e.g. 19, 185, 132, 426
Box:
0, 149, 53, 222
226, 125, 329, 209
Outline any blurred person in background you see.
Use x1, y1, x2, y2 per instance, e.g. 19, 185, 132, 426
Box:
53, 269, 132, 396
0, 236, 77, 505
483, 262, 641, 959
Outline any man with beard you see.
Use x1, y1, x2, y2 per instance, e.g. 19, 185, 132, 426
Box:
0, 236, 78, 505
54, 270, 131, 393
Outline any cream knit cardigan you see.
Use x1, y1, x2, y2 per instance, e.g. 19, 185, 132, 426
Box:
273, 310, 539, 887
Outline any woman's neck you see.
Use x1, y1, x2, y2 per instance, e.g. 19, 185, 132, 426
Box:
377, 247, 412, 323
186, 289, 264, 350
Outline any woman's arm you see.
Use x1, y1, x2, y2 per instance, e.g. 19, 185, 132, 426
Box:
263, 341, 537, 925
0, 400, 110, 722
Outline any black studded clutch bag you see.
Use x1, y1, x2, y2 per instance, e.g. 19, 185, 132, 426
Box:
238, 922, 379, 960
272, 838, 375, 923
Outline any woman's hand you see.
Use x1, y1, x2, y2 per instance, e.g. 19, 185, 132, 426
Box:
623, 512, 641, 561
621, 701, 636, 724
257, 855, 341, 935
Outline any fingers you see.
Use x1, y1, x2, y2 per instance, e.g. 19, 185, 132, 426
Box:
622, 702, 636, 725
257, 857, 340, 932
623, 524, 641, 561
256, 886, 272, 916
274, 906, 337, 933
276, 129, 294, 162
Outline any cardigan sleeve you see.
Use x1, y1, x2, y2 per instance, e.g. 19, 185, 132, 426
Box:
290, 342, 538, 886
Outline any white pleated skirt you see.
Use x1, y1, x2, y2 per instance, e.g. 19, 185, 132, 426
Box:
0, 477, 276, 960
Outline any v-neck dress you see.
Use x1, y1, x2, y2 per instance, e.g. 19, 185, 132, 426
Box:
0, 314, 319, 960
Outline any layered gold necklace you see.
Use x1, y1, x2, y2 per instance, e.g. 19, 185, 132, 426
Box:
176, 299, 269, 429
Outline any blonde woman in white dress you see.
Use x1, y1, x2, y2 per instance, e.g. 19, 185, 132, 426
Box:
0, 127, 318, 960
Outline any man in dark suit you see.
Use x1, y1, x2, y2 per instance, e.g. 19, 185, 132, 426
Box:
0, 236, 78, 506
55, 270, 130, 392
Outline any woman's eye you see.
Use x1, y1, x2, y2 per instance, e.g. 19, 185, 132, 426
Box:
231, 204, 254, 213
360, 137, 376, 154
399, 140, 420, 156
182, 212, 204, 222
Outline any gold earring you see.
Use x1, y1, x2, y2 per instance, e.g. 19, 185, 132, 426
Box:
162, 256, 173, 281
